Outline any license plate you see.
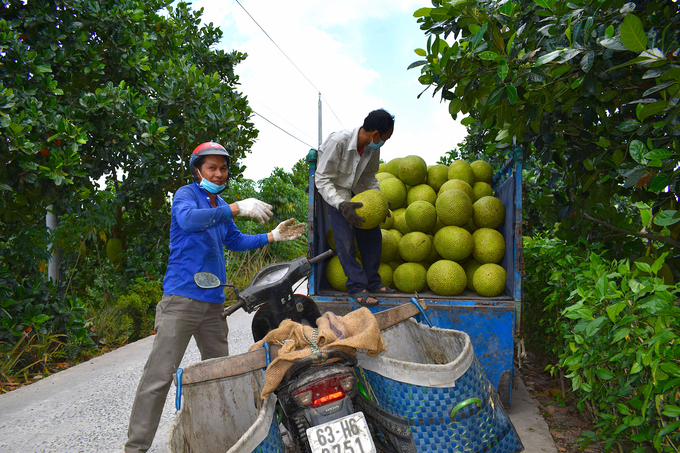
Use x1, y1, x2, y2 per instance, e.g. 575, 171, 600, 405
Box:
306, 412, 376, 453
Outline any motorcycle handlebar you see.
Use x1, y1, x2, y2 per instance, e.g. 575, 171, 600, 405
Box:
221, 300, 245, 319
308, 249, 334, 266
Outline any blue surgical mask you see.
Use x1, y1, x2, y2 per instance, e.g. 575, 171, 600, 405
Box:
367, 138, 385, 150
197, 170, 225, 194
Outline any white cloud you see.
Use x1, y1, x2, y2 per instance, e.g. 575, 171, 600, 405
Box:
188, 0, 467, 182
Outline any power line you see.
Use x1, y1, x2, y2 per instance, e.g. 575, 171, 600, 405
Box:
234, 0, 346, 129
250, 97, 315, 142
252, 110, 314, 148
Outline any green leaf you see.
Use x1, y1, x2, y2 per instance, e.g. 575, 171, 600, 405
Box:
413, 7, 432, 17
605, 25, 614, 39
599, 37, 628, 51
620, 14, 647, 53
595, 368, 614, 380
414, 48, 426, 57
657, 420, 680, 438
486, 86, 506, 106
653, 210, 680, 226
497, 60, 509, 80
650, 173, 670, 192
660, 362, 680, 377
571, 76, 585, 89
35, 314, 50, 324
637, 100, 667, 122
506, 84, 518, 105
478, 51, 500, 60
606, 302, 626, 322
580, 51, 595, 73
616, 403, 630, 415
534, 0, 554, 11
612, 327, 630, 342
535, 49, 562, 66
631, 362, 643, 374
619, 119, 641, 133
645, 148, 676, 161
472, 23, 488, 50
662, 405, 680, 417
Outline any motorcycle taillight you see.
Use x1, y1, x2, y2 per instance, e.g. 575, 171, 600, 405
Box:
292, 373, 355, 408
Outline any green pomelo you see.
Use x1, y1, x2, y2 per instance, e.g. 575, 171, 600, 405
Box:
406, 184, 437, 207
392, 208, 412, 235
380, 177, 407, 210
326, 227, 336, 251
326, 226, 360, 252
448, 160, 475, 185
435, 189, 472, 226
376, 172, 396, 182
378, 263, 394, 289
473, 263, 507, 297
405, 201, 437, 233
472, 228, 506, 264
379, 211, 394, 230
463, 259, 483, 291
426, 260, 467, 296
351, 189, 389, 230
463, 218, 478, 234
433, 226, 473, 261
398, 155, 428, 186
439, 179, 474, 202
393, 262, 427, 293
106, 238, 123, 265
326, 255, 349, 291
472, 182, 494, 201
388, 258, 404, 271
634, 256, 675, 285
430, 218, 446, 235
389, 229, 404, 241
472, 196, 506, 229
427, 164, 449, 192
398, 231, 432, 262
378, 162, 386, 173
384, 158, 403, 177
471, 160, 494, 184
422, 234, 441, 265
381, 228, 400, 263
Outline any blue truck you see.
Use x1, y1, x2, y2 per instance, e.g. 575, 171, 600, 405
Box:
305, 149, 524, 407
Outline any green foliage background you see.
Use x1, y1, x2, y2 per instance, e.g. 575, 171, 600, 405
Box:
0, 0, 311, 387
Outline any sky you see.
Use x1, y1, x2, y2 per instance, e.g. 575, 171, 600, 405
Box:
188, 0, 467, 182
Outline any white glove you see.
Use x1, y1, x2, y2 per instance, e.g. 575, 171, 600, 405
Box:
235, 198, 273, 225
272, 219, 306, 242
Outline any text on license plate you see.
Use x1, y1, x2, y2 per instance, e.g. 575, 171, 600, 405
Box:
306, 411, 376, 453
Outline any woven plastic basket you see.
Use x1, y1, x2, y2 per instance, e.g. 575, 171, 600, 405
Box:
355, 319, 524, 453
168, 365, 284, 453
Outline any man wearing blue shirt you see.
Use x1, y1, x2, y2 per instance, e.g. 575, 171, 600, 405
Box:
125, 142, 305, 453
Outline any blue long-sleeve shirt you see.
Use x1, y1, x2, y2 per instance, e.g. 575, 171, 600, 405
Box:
162, 183, 270, 303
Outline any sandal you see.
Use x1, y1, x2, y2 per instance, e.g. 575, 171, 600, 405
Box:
350, 290, 378, 306
370, 285, 396, 294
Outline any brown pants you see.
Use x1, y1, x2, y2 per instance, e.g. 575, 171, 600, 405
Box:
124, 295, 229, 453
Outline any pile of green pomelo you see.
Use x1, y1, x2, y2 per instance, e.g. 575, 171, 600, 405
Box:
325, 155, 509, 298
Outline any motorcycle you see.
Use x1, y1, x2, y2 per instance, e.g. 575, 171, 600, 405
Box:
194, 249, 379, 453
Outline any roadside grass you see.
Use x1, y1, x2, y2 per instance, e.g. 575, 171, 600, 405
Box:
1, 249, 281, 393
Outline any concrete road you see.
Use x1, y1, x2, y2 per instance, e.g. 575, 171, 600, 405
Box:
0, 301, 557, 453
0, 307, 255, 453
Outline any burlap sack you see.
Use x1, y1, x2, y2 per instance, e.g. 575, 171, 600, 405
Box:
248, 307, 386, 398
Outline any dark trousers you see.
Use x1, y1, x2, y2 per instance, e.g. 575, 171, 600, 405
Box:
327, 201, 382, 294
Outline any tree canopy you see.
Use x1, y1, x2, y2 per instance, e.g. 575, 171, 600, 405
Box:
0, 0, 261, 361
412, 0, 679, 258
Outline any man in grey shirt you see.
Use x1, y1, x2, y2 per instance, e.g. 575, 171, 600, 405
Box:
315, 109, 395, 305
